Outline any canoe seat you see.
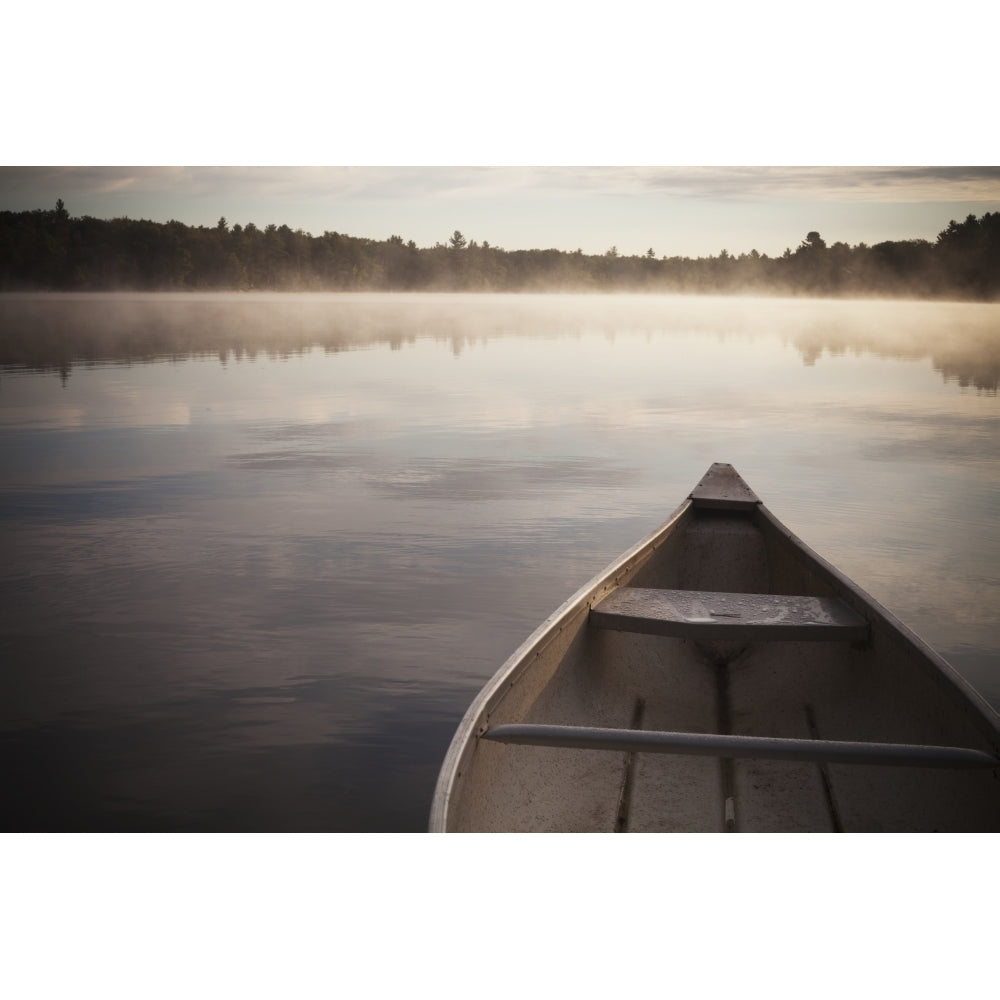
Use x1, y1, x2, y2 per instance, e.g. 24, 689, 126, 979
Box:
590, 587, 869, 642
482, 724, 1000, 769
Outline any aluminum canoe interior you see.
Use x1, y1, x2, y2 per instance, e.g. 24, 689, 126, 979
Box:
430, 463, 1000, 832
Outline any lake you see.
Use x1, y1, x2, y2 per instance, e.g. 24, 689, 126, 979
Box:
1, 291, 998, 831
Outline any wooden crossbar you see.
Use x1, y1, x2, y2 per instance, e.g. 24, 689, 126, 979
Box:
590, 587, 869, 642
482, 724, 999, 769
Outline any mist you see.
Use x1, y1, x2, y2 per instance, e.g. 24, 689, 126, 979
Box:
2, 291, 998, 394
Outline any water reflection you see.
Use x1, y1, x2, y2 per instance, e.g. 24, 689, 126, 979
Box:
2, 292, 999, 393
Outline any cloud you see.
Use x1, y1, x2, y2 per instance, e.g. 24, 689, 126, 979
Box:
4, 165, 1000, 212
636, 166, 1000, 202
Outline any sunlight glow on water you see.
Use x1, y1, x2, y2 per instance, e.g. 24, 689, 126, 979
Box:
1, 293, 998, 830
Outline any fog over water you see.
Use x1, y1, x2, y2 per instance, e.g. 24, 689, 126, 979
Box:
1, 292, 998, 831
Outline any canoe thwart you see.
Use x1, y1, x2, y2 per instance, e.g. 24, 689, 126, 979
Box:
689, 462, 761, 509
482, 724, 1000, 770
590, 587, 869, 642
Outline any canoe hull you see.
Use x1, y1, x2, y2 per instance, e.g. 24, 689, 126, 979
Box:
430, 466, 1000, 832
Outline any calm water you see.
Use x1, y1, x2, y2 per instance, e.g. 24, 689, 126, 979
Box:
2, 291, 998, 831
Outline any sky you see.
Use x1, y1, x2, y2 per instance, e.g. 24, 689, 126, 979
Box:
5, 5, 999, 260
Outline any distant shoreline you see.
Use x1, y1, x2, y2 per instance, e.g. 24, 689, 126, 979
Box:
1, 206, 998, 302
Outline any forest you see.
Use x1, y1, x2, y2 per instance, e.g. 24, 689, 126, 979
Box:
1, 200, 998, 299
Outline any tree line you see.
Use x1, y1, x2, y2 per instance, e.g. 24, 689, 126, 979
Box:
1, 200, 998, 299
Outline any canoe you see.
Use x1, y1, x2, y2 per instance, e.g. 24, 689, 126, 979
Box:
430, 463, 1000, 832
